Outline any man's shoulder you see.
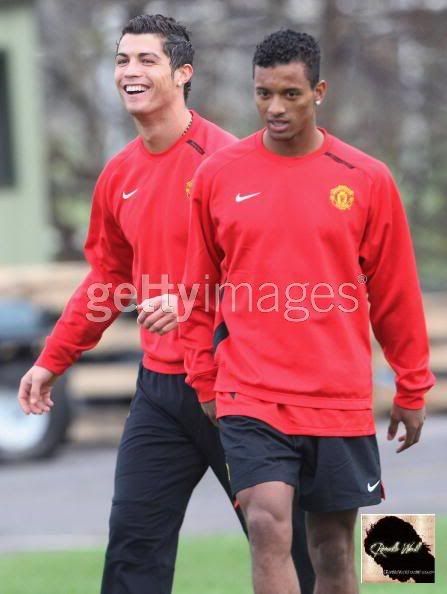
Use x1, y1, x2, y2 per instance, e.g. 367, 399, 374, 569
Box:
99, 137, 141, 180
192, 113, 238, 155
328, 134, 392, 182
196, 133, 258, 179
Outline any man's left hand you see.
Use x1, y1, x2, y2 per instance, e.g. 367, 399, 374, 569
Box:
387, 403, 426, 453
201, 400, 217, 426
137, 294, 178, 335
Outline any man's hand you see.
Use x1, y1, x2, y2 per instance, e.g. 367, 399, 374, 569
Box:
201, 400, 217, 426
387, 403, 426, 453
137, 294, 178, 335
18, 366, 57, 415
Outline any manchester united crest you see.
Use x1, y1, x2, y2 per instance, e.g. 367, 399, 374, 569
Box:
330, 185, 355, 211
185, 179, 193, 199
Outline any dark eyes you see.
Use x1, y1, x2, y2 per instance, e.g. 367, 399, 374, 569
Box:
256, 90, 300, 99
115, 58, 155, 66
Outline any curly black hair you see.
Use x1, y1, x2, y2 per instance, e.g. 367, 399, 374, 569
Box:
253, 29, 320, 88
118, 14, 194, 100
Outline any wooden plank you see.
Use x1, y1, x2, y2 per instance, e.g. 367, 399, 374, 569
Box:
373, 380, 446, 415
423, 293, 447, 340
429, 344, 447, 370
86, 319, 140, 355
68, 362, 139, 399
0, 263, 87, 298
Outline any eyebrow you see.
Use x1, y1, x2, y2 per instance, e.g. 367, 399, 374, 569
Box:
255, 86, 303, 92
115, 51, 161, 60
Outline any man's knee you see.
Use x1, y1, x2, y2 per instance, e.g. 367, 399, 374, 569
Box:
107, 499, 180, 561
107, 501, 148, 559
311, 536, 354, 577
237, 482, 295, 556
307, 509, 357, 577
245, 505, 292, 556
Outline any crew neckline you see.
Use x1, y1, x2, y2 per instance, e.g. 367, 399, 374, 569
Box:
137, 109, 199, 160
255, 127, 332, 165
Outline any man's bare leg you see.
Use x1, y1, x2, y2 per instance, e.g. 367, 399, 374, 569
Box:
237, 481, 300, 594
306, 508, 358, 594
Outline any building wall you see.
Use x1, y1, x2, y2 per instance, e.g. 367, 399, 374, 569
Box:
0, 1, 50, 264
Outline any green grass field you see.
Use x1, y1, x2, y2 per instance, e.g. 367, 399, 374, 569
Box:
0, 517, 444, 594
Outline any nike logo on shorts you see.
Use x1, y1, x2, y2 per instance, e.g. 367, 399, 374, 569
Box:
367, 480, 381, 492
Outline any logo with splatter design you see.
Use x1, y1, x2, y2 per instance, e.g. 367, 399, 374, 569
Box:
185, 179, 193, 199
330, 185, 354, 210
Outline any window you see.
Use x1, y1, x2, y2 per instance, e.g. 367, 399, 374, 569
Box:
0, 51, 15, 187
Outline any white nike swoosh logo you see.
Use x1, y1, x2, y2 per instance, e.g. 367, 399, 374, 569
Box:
235, 192, 261, 203
122, 189, 138, 200
367, 480, 381, 492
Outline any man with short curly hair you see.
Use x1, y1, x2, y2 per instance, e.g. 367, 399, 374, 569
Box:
181, 29, 434, 593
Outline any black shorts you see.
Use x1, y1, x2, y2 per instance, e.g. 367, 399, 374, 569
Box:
219, 415, 383, 512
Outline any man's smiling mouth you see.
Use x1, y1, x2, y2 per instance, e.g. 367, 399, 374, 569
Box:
124, 84, 149, 95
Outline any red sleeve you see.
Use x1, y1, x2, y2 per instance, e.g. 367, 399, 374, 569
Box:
359, 165, 435, 409
179, 166, 222, 403
35, 170, 134, 375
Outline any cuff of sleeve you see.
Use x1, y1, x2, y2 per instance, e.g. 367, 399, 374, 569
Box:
35, 352, 70, 376
197, 390, 216, 403
393, 392, 426, 410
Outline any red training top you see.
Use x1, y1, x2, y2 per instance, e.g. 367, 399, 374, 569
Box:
36, 112, 236, 375
180, 129, 435, 435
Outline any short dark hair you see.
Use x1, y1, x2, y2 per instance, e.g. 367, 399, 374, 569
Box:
253, 29, 320, 88
119, 14, 194, 100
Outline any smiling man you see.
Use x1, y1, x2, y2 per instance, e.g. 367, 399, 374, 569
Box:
181, 29, 435, 594
17, 16, 315, 594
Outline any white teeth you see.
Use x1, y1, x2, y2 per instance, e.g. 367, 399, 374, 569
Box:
125, 85, 147, 93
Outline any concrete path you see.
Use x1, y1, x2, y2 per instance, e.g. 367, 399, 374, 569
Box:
1, 416, 446, 553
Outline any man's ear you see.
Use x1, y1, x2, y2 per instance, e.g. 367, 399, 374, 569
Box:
314, 79, 328, 106
175, 63, 193, 87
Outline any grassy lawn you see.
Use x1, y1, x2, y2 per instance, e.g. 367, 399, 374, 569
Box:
0, 518, 444, 594
0, 536, 251, 594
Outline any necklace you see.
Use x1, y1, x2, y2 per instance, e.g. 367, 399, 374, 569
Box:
182, 113, 193, 136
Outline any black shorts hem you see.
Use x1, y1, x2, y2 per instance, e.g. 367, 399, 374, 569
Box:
300, 495, 382, 513
230, 472, 297, 498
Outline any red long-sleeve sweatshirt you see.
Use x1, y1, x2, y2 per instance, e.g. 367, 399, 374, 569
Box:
36, 112, 236, 375
180, 128, 435, 434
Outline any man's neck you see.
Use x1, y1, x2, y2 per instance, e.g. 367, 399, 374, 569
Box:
135, 105, 192, 154
263, 125, 324, 158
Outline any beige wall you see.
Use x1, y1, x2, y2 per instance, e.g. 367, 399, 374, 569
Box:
0, 1, 50, 264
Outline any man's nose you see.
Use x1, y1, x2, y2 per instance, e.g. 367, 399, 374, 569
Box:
267, 95, 286, 116
123, 58, 143, 78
